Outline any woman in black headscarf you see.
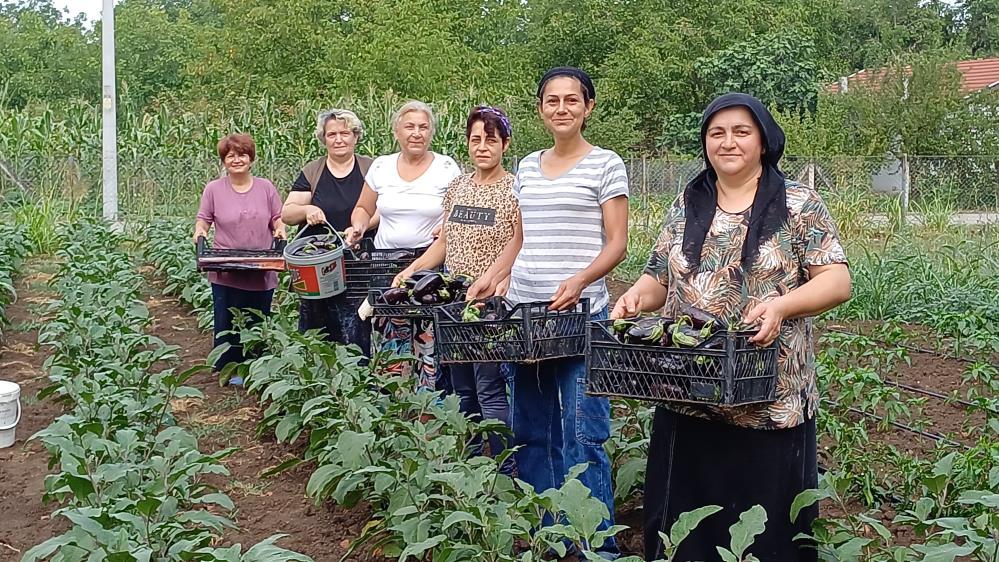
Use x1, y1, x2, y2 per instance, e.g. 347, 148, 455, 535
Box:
612, 93, 851, 561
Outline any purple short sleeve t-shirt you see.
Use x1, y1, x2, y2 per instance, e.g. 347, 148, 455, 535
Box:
196, 176, 282, 291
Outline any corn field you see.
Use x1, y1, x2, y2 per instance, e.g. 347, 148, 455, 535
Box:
2, 93, 998, 228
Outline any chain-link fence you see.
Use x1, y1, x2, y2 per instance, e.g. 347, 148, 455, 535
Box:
2, 154, 997, 223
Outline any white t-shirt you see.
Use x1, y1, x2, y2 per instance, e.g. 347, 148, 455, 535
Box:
365, 151, 461, 249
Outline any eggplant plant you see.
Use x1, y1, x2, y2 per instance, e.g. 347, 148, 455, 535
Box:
23, 219, 312, 562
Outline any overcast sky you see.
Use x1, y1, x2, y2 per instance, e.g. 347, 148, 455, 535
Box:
52, 0, 102, 24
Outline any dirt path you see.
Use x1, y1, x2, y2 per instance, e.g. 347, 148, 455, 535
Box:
0, 260, 66, 559
141, 272, 389, 562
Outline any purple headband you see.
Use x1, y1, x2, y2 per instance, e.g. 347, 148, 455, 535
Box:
474, 105, 513, 137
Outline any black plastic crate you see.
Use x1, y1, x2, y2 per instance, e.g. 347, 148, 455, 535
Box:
343, 240, 426, 302
368, 287, 466, 320
195, 236, 287, 272
433, 297, 590, 364
586, 320, 778, 406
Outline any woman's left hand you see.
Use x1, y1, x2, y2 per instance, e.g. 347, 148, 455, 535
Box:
549, 274, 587, 311
273, 224, 288, 240
743, 298, 787, 346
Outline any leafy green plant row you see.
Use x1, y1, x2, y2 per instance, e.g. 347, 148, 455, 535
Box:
22, 219, 312, 562
142, 219, 214, 330
227, 313, 770, 562
806, 329, 999, 561
0, 223, 30, 341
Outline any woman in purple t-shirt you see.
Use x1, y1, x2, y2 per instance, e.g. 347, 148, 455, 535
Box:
193, 133, 286, 381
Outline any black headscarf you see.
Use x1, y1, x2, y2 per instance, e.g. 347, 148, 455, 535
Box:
681, 93, 788, 272
536, 67, 596, 101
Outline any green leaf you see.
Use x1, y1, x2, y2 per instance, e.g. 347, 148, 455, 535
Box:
716, 547, 739, 562
670, 505, 723, 548
790, 488, 828, 522
910, 543, 977, 562
306, 464, 339, 498
957, 490, 999, 508
334, 430, 374, 468
442, 511, 481, 529
399, 534, 446, 560
728, 505, 767, 559
613, 457, 646, 501
63, 473, 96, 500
200, 492, 236, 511
275, 413, 304, 443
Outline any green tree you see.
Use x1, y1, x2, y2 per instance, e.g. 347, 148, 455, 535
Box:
0, 0, 97, 107
964, 0, 999, 56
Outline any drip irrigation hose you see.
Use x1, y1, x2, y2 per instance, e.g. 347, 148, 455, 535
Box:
822, 398, 970, 450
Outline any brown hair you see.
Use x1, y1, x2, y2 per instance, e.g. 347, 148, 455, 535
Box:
217, 133, 256, 162
465, 106, 512, 141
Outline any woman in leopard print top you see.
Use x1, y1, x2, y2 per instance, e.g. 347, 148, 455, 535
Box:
396, 106, 520, 470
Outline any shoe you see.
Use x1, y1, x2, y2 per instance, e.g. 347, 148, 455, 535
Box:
228, 376, 244, 386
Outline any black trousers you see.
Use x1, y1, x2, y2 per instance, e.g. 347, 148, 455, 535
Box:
211, 283, 273, 372
298, 293, 371, 356
643, 408, 818, 562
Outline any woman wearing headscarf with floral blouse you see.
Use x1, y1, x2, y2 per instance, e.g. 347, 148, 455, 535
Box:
613, 93, 851, 561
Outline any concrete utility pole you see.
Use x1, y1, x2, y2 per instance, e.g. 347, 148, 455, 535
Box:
101, 0, 118, 222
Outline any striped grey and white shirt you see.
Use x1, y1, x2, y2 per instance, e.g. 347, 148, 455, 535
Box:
507, 147, 629, 312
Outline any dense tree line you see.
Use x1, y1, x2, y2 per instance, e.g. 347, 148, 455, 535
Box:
1, 0, 999, 156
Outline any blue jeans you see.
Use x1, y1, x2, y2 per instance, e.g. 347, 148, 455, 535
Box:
511, 307, 617, 556
211, 283, 274, 373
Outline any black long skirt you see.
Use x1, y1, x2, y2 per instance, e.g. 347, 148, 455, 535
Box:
643, 408, 818, 562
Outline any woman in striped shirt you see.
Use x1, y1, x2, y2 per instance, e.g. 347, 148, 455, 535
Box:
469, 66, 629, 559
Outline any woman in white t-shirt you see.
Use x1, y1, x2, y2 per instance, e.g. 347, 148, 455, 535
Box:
346, 100, 461, 391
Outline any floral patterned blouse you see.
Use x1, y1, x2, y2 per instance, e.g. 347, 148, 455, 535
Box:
644, 181, 848, 429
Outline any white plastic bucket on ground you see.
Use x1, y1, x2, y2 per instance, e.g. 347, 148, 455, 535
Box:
0, 380, 21, 448
283, 223, 347, 300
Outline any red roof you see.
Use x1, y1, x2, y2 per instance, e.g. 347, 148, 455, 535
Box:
828, 57, 999, 95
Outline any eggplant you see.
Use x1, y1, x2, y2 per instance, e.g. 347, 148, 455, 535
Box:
670, 323, 702, 348
625, 317, 666, 345
382, 250, 412, 260
418, 293, 440, 305
680, 304, 722, 331
448, 274, 474, 292
381, 287, 410, 305
409, 269, 438, 283
412, 274, 446, 299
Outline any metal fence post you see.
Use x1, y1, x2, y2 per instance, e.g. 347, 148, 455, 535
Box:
807, 158, 815, 190
101, 0, 119, 223
901, 154, 910, 216
642, 156, 649, 230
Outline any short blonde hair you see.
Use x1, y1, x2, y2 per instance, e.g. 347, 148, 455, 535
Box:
314, 109, 365, 145
391, 100, 436, 137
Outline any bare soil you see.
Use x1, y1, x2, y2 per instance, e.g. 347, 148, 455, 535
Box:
0, 261, 67, 559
